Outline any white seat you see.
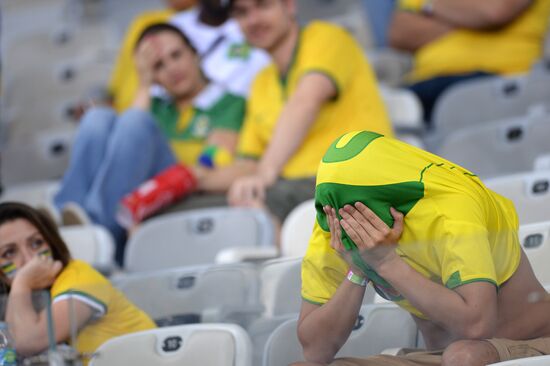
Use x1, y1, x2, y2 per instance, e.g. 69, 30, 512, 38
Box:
216, 198, 316, 263
89, 323, 253, 366
485, 171, 550, 225
113, 262, 260, 328
437, 111, 550, 179
379, 85, 424, 131
0, 180, 61, 221
429, 69, 550, 149
488, 355, 550, 365
124, 207, 275, 272
519, 221, 550, 285
262, 303, 417, 366
60, 225, 116, 274
248, 257, 377, 365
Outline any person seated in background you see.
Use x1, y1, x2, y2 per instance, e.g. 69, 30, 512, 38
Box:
294, 131, 550, 366
54, 23, 246, 265
388, 0, 550, 124
96, 0, 268, 115
145, 0, 393, 241
0, 202, 155, 362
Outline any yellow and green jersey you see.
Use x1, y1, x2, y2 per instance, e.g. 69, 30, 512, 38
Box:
302, 131, 521, 319
151, 84, 245, 166
400, 0, 550, 82
51, 260, 156, 358
237, 21, 392, 179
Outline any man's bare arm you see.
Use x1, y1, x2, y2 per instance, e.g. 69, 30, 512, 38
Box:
429, 0, 532, 30
389, 11, 453, 53
195, 159, 258, 193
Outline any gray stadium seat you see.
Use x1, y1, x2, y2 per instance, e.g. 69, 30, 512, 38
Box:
113, 262, 260, 328
262, 303, 417, 366
124, 207, 276, 272
488, 355, 550, 366
429, 66, 550, 149
89, 323, 253, 366
437, 110, 550, 179
60, 225, 116, 274
519, 221, 550, 286
485, 171, 550, 225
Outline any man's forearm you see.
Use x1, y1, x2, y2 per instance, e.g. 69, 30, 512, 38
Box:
389, 12, 453, 53
376, 255, 497, 339
195, 159, 258, 193
298, 280, 366, 363
429, 0, 532, 30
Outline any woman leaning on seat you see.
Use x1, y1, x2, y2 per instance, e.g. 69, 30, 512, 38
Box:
0, 202, 156, 361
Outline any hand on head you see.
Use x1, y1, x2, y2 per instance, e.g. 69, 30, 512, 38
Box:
324, 203, 404, 271
135, 35, 162, 87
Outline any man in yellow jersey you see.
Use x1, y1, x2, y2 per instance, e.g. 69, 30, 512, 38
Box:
389, 0, 550, 123
173, 0, 393, 230
294, 131, 550, 366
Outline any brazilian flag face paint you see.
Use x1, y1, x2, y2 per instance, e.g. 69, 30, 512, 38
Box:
1, 262, 17, 278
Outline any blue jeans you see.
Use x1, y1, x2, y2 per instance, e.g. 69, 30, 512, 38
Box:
54, 107, 177, 264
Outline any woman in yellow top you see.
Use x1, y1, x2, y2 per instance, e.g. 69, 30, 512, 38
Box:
0, 202, 156, 361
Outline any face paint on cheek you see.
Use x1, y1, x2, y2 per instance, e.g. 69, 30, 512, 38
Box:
1, 262, 17, 279
39, 249, 52, 258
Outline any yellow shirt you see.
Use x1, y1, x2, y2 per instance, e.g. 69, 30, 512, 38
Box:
51, 260, 156, 357
237, 21, 392, 179
302, 131, 521, 318
404, 0, 550, 82
108, 9, 174, 113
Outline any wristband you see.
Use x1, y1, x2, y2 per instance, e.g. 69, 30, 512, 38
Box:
198, 145, 234, 168
398, 0, 426, 13
347, 269, 368, 287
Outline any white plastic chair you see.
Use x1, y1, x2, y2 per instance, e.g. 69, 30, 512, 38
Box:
519, 221, 550, 285
485, 171, 550, 225
437, 110, 550, 179
216, 199, 317, 263
262, 303, 417, 366
60, 224, 116, 274
89, 323, 253, 366
488, 355, 550, 365
124, 207, 275, 272
112, 262, 260, 328
429, 68, 550, 149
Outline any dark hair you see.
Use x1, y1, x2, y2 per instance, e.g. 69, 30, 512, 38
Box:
135, 22, 198, 54
0, 202, 72, 271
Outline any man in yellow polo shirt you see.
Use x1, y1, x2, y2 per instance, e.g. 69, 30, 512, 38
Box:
294, 131, 550, 366
389, 0, 550, 124
183, 0, 392, 229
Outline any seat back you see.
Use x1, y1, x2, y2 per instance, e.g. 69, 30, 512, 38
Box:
437, 111, 550, 179
519, 221, 550, 285
113, 262, 259, 328
60, 225, 116, 274
262, 303, 417, 366
430, 69, 550, 148
124, 207, 275, 272
488, 355, 550, 366
280, 199, 317, 258
485, 171, 550, 225
89, 323, 253, 366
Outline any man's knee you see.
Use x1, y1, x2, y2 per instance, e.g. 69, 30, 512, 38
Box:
442, 340, 499, 366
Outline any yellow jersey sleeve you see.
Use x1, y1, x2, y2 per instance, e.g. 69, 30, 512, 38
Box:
434, 221, 498, 289
301, 221, 349, 305
297, 22, 359, 97
235, 71, 271, 159
51, 260, 112, 316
